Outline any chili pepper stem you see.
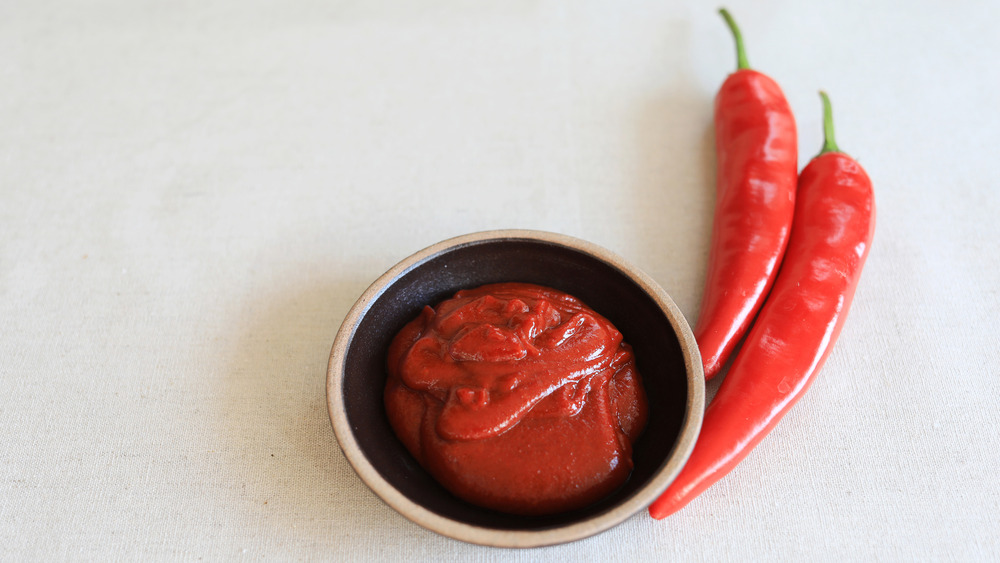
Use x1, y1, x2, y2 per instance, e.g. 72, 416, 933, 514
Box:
819, 91, 841, 155
719, 8, 750, 70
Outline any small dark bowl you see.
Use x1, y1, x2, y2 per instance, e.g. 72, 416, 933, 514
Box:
327, 230, 704, 547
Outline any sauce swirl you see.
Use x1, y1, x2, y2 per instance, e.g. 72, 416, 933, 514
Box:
385, 283, 648, 515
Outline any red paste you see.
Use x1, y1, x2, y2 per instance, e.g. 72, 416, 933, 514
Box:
385, 283, 648, 515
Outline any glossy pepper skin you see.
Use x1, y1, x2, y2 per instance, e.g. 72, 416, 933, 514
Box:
696, 9, 798, 380
649, 92, 875, 519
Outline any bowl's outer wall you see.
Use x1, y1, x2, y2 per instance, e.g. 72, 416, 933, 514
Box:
342, 239, 689, 530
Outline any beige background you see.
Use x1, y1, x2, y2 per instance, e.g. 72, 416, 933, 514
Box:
3, 0, 998, 559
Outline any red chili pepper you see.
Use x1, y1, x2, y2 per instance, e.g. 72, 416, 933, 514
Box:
695, 9, 798, 380
650, 92, 876, 519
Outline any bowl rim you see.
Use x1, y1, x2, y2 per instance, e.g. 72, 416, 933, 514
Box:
327, 229, 704, 548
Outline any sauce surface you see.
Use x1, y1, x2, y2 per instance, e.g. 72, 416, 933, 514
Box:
385, 282, 648, 515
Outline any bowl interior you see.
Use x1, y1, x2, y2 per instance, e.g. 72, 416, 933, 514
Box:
337, 235, 694, 532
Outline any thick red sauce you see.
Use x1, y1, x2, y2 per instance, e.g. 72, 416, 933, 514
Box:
385, 283, 648, 515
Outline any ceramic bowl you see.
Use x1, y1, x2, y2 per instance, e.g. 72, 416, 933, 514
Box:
327, 230, 704, 547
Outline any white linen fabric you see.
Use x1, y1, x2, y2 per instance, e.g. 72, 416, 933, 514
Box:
2, 0, 998, 559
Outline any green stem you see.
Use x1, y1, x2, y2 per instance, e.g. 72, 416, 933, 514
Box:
819, 91, 841, 155
719, 8, 750, 70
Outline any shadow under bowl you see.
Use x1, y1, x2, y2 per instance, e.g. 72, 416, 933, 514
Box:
327, 230, 704, 547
